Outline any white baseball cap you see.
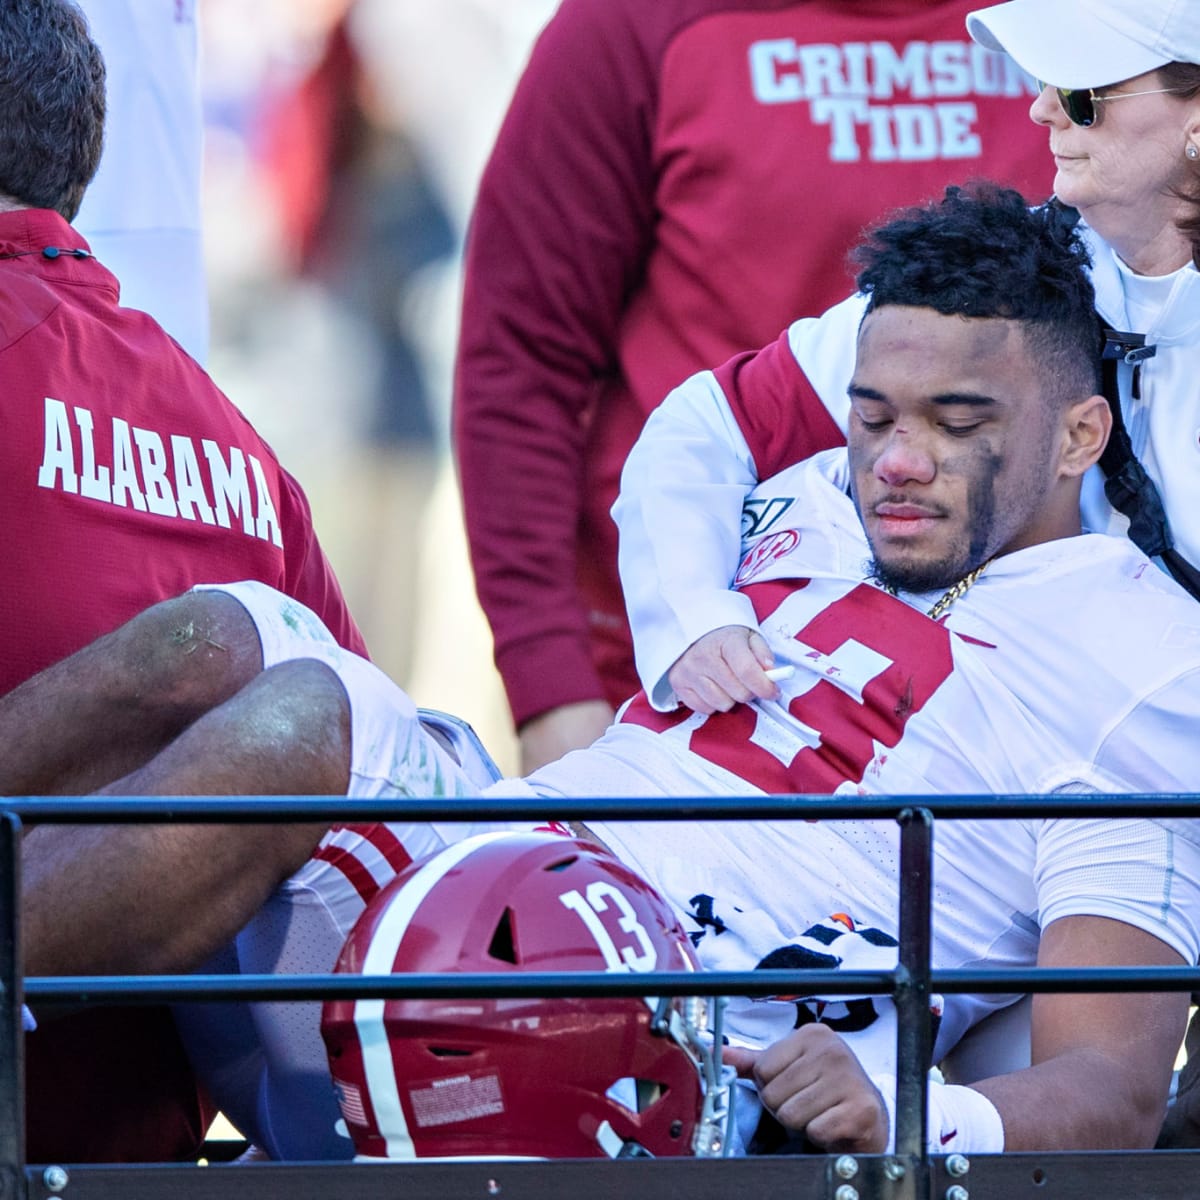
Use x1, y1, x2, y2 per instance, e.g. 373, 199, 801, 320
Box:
967, 0, 1200, 89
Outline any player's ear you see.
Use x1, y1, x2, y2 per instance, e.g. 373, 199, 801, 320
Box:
1057, 393, 1110, 479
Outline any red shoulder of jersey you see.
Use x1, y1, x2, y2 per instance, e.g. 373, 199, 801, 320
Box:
713, 329, 844, 479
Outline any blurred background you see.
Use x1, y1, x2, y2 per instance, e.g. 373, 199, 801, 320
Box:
198, 0, 558, 774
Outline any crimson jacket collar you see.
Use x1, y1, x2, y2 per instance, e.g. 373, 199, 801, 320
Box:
0, 207, 118, 299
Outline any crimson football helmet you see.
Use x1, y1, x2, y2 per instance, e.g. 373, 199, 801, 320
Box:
321, 830, 731, 1160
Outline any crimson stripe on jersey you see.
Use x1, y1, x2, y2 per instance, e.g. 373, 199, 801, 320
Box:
314, 825, 414, 903
713, 330, 843, 480
312, 842, 379, 904
357, 823, 414, 876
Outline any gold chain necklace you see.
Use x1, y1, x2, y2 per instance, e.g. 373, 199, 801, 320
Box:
880, 557, 993, 622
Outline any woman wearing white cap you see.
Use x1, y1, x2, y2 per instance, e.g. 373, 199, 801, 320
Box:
968, 0, 1200, 1152
965, 1, 1200, 586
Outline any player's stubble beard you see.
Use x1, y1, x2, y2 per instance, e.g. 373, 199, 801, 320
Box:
859, 445, 1008, 596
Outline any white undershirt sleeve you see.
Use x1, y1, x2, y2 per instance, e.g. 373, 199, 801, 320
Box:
613, 370, 760, 709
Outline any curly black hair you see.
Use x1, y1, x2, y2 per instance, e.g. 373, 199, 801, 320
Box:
853, 182, 1103, 401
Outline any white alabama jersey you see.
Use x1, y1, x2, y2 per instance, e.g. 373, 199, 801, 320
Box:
538, 448, 1200, 1060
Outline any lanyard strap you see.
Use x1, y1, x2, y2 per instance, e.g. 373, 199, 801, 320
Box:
1097, 324, 1200, 601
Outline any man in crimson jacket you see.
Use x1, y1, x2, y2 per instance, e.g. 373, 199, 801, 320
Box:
1, 0, 366, 1164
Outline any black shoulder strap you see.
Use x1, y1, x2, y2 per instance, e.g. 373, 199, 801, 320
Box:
1045, 198, 1200, 600
1097, 322, 1200, 602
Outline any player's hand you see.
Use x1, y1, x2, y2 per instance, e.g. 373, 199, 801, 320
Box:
750, 1024, 890, 1154
519, 699, 615, 774
667, 625, 779, 714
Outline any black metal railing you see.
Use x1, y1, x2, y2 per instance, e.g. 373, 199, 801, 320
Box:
3, 793, 1199, 1200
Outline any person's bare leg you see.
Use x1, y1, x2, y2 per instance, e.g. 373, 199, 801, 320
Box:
24, 657, 350, 976
0, 589, 265, 796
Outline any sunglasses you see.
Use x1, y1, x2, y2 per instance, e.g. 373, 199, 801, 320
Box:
1038, 81, 1192, 128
